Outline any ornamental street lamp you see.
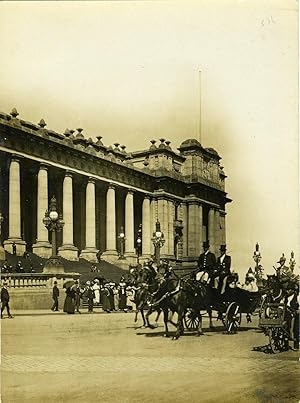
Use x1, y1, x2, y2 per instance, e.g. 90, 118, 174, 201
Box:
253, 242, 263, 283
289, 251, 296, 272
118, 226, 126, 260
136, 224, 142, 264
151, 220, 165, 266
42, 196, 65, 273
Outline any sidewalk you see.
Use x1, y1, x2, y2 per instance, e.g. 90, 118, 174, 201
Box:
3, 308, 134, 317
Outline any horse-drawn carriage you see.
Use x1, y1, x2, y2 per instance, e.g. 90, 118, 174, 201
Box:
129, 260, 298, 345
182, 280, 263, 334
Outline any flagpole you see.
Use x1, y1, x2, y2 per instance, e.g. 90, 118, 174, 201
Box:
198, 69, 202, 144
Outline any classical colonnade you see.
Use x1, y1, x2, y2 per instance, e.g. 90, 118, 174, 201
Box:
3, 156, 226, 262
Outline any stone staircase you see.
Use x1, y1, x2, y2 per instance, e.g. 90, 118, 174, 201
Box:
1, 252, 128, 283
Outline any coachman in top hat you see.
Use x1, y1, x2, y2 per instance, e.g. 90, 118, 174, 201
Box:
196, 240, 216, 283
216, 244, 231, 294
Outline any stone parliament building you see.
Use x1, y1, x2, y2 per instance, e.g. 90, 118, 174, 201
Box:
0, 109, 231, 269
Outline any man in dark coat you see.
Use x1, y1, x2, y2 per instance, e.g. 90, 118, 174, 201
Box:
196, 240, 216, 283
51, 281, 59, 311
1, 283, 13, 319
216, 245, 231, 294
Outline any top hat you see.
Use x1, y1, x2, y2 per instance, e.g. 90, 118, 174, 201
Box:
203, 240, 210, 248
219, 244, 226, 252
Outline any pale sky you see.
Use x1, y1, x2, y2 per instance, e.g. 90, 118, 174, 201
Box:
0, 0, 298, 278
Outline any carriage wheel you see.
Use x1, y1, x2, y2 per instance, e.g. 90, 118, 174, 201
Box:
224, 302, 241, 333
268, 328, 289, 353
184, 308, 200, 331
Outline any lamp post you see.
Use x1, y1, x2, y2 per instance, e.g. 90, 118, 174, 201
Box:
151, 220, 165, 266
118, 226, 126, 260
253, 242, 263, 284
289, 251, 296, 273
136, 224, 142, 264
0, 212, 4, 245
42, 196, 65, 273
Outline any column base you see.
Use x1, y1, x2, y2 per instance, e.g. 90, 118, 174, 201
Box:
32, 241, 52, 259
58, 244, 79, 261
3, 238, 26, 256
101, 250, 119, 264
124, 252, 138, 265
79, 247, 99, 263
0, 246, 6, 261
43, 256, 65, 274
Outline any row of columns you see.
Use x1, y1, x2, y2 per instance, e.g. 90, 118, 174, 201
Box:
2, 157, 225, 261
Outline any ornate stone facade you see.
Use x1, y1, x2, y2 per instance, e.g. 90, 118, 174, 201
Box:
0, 109, 231, 265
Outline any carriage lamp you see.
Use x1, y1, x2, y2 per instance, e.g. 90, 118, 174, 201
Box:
43, 195, 65, 259
151, 220, 165, 266
289, 251, 296, 272
118, 226, 126, 260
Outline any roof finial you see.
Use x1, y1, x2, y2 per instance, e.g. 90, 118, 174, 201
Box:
10, 108, 19, 118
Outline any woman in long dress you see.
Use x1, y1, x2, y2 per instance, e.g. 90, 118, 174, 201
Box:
92, 279, 101, 305
118, 277, 127, 312
101, 284, 111, 313
63, 286, 76, 314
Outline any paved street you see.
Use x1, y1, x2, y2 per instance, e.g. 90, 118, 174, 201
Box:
1, 310, 299, 403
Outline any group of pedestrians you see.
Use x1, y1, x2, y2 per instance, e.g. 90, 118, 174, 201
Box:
51, 277, 131, 314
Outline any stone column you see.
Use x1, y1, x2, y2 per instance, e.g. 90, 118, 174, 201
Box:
32, 164, 52, 258
187, 202, 201, 257
208, 208, 215, 254
102, 184, 118, 261
157, 197, 168, 256
214, 209, 221, 253
80, 178, 98, 262
219, 211, 226, 245
58, 172, 78, 260
180, 203, 188, 258
4, 156, 26, 255
150, 198, 157, 258
168, 200, 174, 257
125, 189, 135, 258
142, 195, 151, 258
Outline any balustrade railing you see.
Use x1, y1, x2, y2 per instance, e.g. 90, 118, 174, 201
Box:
1, 273, 50, 288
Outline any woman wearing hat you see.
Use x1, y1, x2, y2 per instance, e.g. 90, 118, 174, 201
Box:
239, 273, 258, 292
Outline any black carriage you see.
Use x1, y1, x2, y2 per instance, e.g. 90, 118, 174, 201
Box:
184, 286, 263, 334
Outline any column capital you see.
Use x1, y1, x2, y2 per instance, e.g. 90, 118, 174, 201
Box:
88, 177, 96, 184
65, 170, 74, 178
108, 183, 116, 190
143, 193, 151, 200
126, 188, 135, 195
10, 154, 21, 163
39, 163, 50, 171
